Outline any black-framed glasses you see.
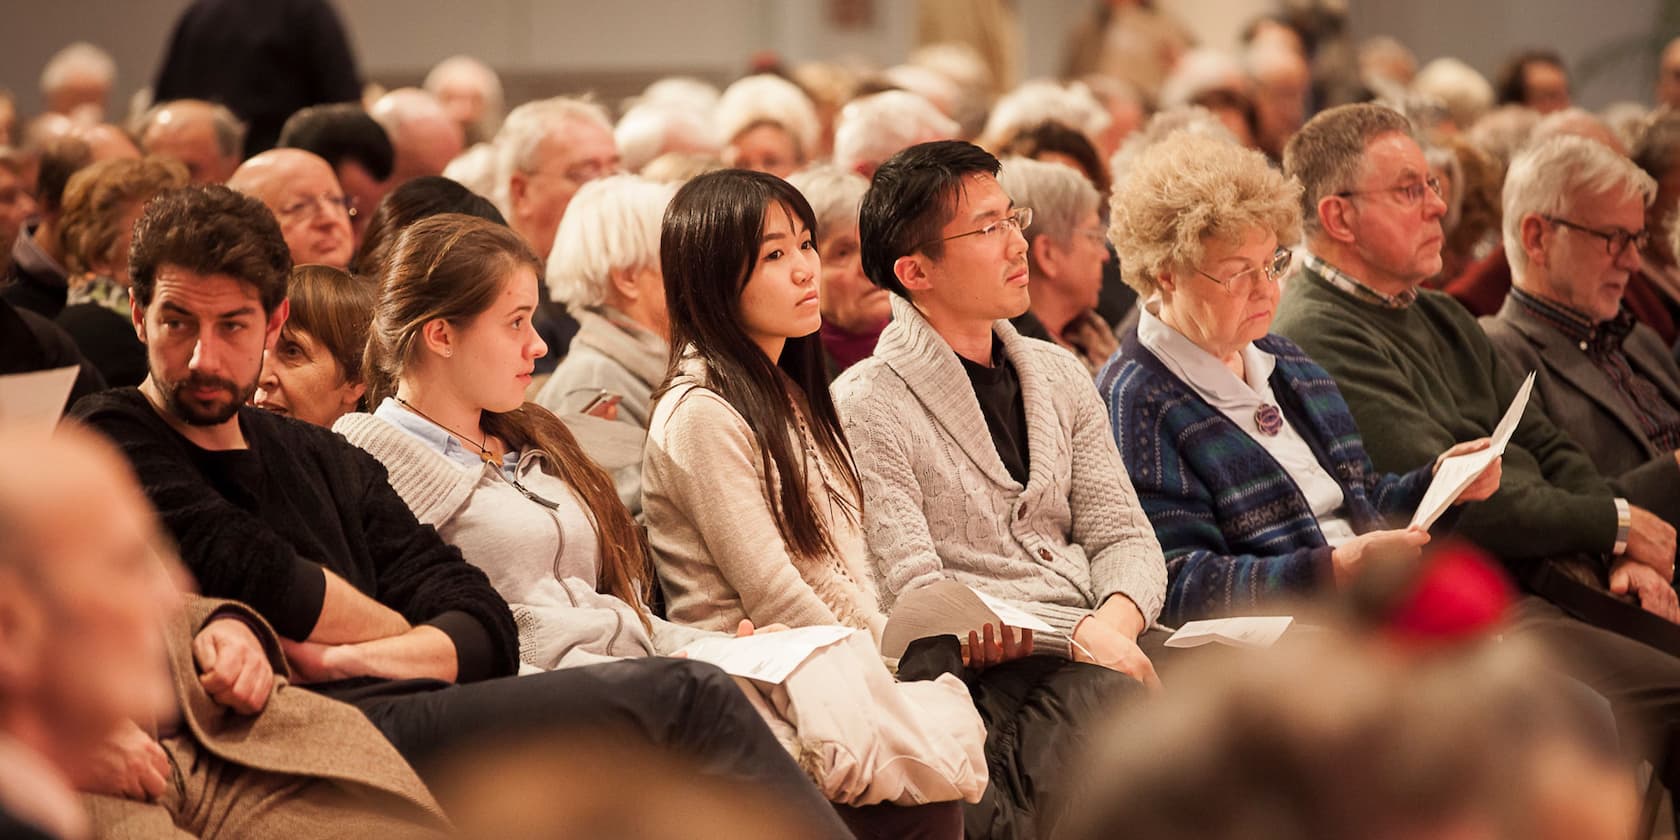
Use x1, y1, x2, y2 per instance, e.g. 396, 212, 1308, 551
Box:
1543, 215, 1650, 257
1334, 176, 1442, 207
1191, 247, 1293, 296
917, 206, 1032, 252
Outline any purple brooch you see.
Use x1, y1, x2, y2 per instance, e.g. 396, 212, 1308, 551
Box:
1254, 404, 1284, 437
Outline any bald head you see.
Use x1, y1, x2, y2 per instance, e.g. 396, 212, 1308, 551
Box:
370, 88, 465, 184
229, 148, 355, 268
1530, 108, 1627, 156
141, 100, 243, 184
78, 124, 139, 162
0, 424, 179, 772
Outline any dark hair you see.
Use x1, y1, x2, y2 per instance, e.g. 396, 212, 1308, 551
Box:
997, 120, 1111, 196
283, 264, 375, 391
1494, 49, 1567, 107
659, 169, 861, 562
129, 184, 292, 313
279, 103, 395, 182
366, 214, 652, 623
351, 175, 506, 276
35, 136, 92, 214
859, 139, 1000, 298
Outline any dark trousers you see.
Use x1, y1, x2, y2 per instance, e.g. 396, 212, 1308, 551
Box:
1508, 595, 1680, 823
318, 657, 853, 840
901, 637, 1144, 840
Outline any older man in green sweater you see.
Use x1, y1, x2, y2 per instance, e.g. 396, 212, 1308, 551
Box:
1273, 103, 1680, 813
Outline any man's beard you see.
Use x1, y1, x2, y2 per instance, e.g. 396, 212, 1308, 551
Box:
159, 372, 256, 427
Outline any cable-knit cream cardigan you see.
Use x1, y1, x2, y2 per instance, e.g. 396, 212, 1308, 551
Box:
831, 295, 1166, 643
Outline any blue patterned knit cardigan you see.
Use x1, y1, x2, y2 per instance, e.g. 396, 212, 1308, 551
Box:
1097, 331, 1435, 625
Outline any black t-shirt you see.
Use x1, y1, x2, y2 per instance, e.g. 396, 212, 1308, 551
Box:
959, 335, 1031, 485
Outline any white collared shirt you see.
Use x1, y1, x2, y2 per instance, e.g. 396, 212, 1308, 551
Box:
1137, 303, 1359, 545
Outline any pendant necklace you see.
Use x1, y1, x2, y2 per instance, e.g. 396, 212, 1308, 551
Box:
394, 397, 497, 464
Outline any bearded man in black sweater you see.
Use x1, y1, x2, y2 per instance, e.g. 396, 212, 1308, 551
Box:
70, 184, 849, 837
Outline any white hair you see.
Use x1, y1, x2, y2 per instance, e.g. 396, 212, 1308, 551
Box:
423, 55, 505, 138
40, 42, 115, 94
996, 156, 1100, 245
786, 165, 868, 242
881, 64, 962, 116
1108, 106, 1238, 185
616, 102, 718, 174
832, 91, 959, 174
1159, 48, 1249, 109
491, 96, 613, 214
712, 75, 820, 160
442, 143, 498, 198
1412, 58, 1495, 129
635, 77, 721, 114
1502, 135, 1655, 283
909, 43, 993, 97
980, 80, 1110, 150
1466, 105, 1540, 173
1600, 101, 1650, 153
546, 174, 675, 308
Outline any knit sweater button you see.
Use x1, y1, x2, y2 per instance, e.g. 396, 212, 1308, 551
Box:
1038, 548, 1051, 562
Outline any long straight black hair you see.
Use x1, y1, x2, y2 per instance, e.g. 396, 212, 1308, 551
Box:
657, 169, 862, 563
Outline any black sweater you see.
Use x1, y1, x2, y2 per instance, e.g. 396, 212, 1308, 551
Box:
72, 388, 517, 683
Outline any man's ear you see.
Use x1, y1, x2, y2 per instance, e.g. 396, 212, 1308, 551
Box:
1316, 195, 1358, 245
508, 171, 530, 211
1031, 233, 1062, 279
0, 568, 47, 696
894, 253, 932, 293
131, 295, 147, 344
263, 299, 290, 350
1519, 213, 1550, 271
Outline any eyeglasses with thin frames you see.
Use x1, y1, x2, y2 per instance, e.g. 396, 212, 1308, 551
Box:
916, 206, 1033, 252
1543, 215, 1650, 257
1191, 247, 1294, 296
277, 192, 356, 223
1334, 176, 1442, 207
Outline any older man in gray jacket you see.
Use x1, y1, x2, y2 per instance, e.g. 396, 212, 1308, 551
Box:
1482, 135, 1680, 527
833, 140, 1166, 686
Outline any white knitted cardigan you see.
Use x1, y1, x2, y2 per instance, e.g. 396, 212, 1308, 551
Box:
831, 295, 1166, 647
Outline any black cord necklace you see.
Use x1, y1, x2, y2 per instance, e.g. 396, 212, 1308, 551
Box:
394, 396, 497, 464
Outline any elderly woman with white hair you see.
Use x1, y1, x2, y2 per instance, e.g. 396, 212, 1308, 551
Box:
786, 165, 890, 378
1096, 132, 1500, 625
832, 90, 959, 177
996, 156, 1117, 373
534, 175, 675, 514
713, 74, 819, 179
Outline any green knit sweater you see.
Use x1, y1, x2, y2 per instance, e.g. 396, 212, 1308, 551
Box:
1272, 263, 1618, 563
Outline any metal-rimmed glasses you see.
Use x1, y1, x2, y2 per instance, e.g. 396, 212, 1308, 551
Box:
277, 192, 356, 222
1190, 246, 1293, 296
1334, 176, 1442, 207
917, 206, 1033, 251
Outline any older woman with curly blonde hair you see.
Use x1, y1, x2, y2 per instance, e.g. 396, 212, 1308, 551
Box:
1095, 131, 1500, 625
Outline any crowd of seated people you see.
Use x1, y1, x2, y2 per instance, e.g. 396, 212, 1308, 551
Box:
8, 6, 1680, 838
